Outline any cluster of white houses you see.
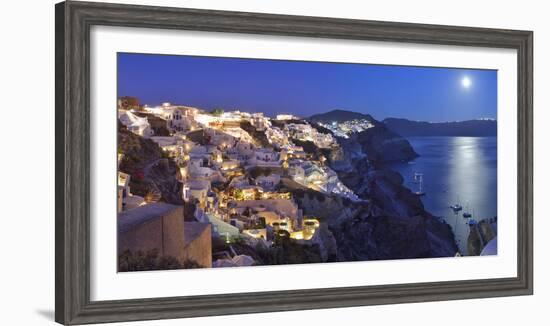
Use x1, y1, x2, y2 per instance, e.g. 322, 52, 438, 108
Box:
319, 119, 376, 139
284, 123, 336, 148
117, 99, 361, 268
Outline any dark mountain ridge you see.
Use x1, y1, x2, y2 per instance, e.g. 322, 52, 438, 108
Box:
308, 109, 497, 137
309, 109, 377, 124
383, 117, 497, 137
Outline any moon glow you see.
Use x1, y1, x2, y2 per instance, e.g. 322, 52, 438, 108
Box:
461, 76, 472, 89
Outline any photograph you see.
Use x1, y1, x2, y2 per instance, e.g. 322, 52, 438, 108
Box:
116, 53, 498, 272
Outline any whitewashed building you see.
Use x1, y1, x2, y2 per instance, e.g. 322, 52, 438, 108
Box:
182, 180, 211, 207
250, 113, 271, 131
117, 172, 145, 212
118, 110, 154, 138
255, 174, 281, 191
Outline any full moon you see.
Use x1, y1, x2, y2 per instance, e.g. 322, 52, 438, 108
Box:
461, 76, 472, 89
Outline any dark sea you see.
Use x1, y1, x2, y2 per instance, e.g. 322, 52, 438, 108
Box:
390, 136, 497, 255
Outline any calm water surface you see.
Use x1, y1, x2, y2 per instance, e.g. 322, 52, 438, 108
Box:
390, 137, 497, 255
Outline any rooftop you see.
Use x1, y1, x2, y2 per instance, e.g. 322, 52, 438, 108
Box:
185, 180, 211, 190
118, 202, 181, 233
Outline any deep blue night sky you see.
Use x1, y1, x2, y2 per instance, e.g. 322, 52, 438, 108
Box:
118, 53, 497, 122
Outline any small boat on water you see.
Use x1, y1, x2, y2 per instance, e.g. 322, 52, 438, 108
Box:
412, 172, 422, 184
450, 204, 462, 211
450, 196, 462, 211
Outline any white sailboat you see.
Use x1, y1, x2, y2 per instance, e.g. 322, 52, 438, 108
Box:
450, 195, 462, 212
413, 173, 426, 196
412, 172, 422, 184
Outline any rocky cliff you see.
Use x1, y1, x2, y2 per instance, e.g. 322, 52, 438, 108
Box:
309, 109, 418, 165
118, 122, 183, 205
288, 179, 457, 261
289, 118, 458, 260
352, 125, 418, 164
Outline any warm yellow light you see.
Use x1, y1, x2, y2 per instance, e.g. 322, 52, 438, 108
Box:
290, 231, 305, 240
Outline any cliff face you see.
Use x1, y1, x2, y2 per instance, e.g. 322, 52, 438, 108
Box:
351, 125, 418, 164
118, 124, 183, 205
467, 217, 497, 256
311, 110, 418, 165
299, 124, 458, 261
293, 183, 457, 261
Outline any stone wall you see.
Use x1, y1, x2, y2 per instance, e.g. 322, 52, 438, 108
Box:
182, 222, 212, 268
118, 204, 185, 261
119, 203, 214, 269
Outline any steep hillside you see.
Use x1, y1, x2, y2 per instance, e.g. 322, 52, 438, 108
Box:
352, 124, 418, 164
308, 110, 418, 164
118, 123, 183, 205
281, 177, 457, 261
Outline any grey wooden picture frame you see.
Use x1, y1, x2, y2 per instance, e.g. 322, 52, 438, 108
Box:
55, 1, 533, 324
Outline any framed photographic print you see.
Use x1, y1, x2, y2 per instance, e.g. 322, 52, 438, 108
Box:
55, 1, 533, 324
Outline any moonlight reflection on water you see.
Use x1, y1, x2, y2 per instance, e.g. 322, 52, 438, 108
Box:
391, 136, 497, 255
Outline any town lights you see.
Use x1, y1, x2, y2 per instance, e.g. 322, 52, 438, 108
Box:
290, 231, 304, 240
